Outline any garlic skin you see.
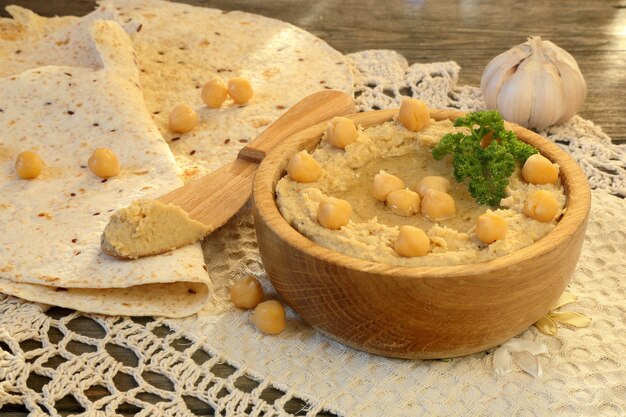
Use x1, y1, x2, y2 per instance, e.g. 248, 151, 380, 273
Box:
481, 36, 586, 130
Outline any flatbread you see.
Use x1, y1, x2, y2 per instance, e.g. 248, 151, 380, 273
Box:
0, 0, 355, 316
103, 0, 354, 180
0, 4, 139, 77
0, 19, 210, 317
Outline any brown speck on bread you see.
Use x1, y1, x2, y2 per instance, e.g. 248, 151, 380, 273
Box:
71, 238, 77, 243
93, 123, 99, 127
187, 288, 197, 294
158, 51, 165, 55
64, 72, 72, 77
298, 58, 304, 61
276, 105, 285, 110
15, 49, 21, 54
189, 150, 196, 156
214, 31, 221, 36
239, 139, 248, 143
70, 192, 76, 197
93, 212, 100, 216
171, 137, 180, 141
55, 287, 68, 292
67, 110, 75, 115
152, 111, 160, 115
136, 23, 142, 32
74, 251, 81, 256
224, 139, 230, 144
110, 129, 117, 132
319, 80, 326, 84
80, 165, 87, 169
101, 179, 108, 183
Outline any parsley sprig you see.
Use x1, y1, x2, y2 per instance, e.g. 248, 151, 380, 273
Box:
432, 111, 537, 206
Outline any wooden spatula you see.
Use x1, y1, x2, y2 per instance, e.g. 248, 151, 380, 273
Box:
101, 90, 356, 258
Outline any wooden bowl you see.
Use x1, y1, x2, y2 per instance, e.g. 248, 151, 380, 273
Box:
252, 109, 591, 359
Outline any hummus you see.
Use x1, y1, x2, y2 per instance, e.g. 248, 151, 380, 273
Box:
101, 199, 210, 259
275, 119, 566, 267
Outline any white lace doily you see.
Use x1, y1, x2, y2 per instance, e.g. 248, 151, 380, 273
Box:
1, 50, 625, 417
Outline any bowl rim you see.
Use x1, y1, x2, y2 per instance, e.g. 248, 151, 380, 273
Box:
253, 108, 592, 279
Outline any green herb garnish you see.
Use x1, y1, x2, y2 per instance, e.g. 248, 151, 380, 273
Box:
432, 110, 538, 206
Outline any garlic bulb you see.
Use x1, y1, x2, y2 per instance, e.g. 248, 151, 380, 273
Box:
480, 36, 586, 130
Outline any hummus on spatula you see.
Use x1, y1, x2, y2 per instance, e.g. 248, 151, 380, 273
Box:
102, 200, 210, 259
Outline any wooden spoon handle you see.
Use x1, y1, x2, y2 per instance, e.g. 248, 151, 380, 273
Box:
237, 90, 356, 163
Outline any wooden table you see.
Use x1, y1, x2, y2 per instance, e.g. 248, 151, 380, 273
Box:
1, 1, 625, 416
4, 0, 625, 144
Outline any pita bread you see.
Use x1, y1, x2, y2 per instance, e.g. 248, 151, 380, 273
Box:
103, 0, 354, 180
0, 19, 210, 317
0, 4, 140, 77
0, 1, 355, 316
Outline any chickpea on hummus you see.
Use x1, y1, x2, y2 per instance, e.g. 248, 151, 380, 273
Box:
275, 100, 566, 267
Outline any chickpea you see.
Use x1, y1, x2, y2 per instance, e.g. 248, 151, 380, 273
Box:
230, 276, 264, 309
522, 154, 559, 185
398, 98, 430, 132
394, 225, 431, 257
168, 104, 198, 133
386, 189, 420, 216
421, 189, 456, 221
227, 77, 253, 104
372, 170, 405, 201
523, 190, 559, 222
317, 197, 352, 230
286, 150, 321, 183
415, 176, 451, 198
475, 212, 507, 244
326, 117, 358, 149
201, 77, 228, 108
88, 147, 120, 178
252, 300, 286, 335
15, 150, 43, 179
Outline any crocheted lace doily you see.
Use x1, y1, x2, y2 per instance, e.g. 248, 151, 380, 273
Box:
1, 50, 625, 417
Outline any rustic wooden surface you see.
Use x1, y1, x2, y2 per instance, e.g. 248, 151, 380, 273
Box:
0, 0, 623, 416
3, 0, 625, 143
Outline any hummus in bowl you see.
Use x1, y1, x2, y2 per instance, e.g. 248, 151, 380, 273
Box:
275, 115, 566, 267
252, 106, 590, 359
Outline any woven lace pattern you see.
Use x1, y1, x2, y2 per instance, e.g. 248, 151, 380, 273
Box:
1, 50, 625, 417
